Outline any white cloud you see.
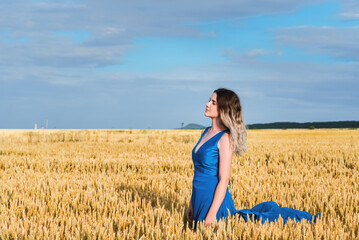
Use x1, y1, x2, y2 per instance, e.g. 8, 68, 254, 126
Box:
339, 0, 359, 19
274, 26, 359, 61
246, 49, 282, 57
339, 12, 359, 19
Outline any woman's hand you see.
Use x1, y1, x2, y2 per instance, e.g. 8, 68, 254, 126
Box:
204, 212, 216, 228
186, 204, 193, 223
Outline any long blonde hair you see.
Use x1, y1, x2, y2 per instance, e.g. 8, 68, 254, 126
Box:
214, 88, 247, 155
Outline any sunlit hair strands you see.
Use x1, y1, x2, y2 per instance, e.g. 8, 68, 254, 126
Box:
214, 88, 247, 155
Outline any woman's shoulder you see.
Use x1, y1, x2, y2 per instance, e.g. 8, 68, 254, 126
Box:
218, 131, 231, 150
219, 131, 230, 141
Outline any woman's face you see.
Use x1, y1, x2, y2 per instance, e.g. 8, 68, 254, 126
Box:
205, 92, 219, 118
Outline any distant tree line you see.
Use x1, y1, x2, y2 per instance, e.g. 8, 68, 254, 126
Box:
246, 121, 359, 129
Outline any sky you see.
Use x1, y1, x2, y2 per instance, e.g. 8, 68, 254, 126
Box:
1, 0, 359, 129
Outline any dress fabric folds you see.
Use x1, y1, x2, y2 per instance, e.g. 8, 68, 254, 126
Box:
191, 127, 321, 228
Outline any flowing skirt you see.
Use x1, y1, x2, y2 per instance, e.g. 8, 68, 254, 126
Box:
191, 171, 321, 228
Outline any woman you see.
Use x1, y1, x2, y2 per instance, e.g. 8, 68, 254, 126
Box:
186, 88, 321, 229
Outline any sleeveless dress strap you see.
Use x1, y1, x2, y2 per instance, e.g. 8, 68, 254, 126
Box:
201, 127, 210, 137
214, 129, 229, 145
204, 127, 210, 134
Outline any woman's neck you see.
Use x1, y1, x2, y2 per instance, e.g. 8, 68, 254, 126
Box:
210, 118, 227, 132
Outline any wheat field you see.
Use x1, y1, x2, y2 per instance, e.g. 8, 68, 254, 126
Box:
0, 129, 358, 239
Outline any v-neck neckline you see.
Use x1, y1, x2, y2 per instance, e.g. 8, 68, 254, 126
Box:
194, 127, 226, 155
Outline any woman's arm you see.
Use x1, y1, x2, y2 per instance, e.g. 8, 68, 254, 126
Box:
204, 132, 233, 227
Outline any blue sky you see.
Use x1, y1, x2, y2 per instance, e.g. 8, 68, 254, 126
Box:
1, 0, 358, 129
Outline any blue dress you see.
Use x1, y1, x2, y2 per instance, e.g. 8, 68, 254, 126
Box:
191, 127, 321, 228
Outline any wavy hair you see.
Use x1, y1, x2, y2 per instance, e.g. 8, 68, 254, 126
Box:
214, 88, 247, 155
